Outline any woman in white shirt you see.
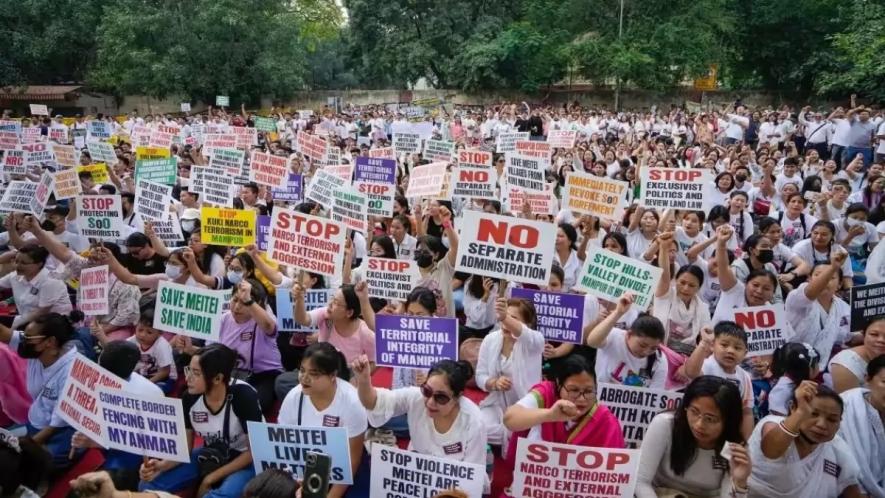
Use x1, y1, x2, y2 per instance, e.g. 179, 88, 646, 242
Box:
625, 206, 659, 260
711, 225, 779, 325
461, 276, 498, 335
779, 193, 818, 247
637, 376, 751, 498
835, 203, 880, 285
830, 317, 885, 393
278, 343, 366, 498
838, 357, 885, 498
553, 223, 583, 290
791, 220, 854, 289
390, 214, 417, 260
653, 232, 710, 356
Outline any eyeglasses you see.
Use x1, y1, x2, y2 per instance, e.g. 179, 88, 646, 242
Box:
420, 383, 453, 405
560, 385, 596, 400
183, 366, 202, 379
686, 406, 722, 426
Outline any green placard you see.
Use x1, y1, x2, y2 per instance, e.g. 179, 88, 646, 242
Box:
135, 158, 178, 185
253, 116, 276, 132
216, 95, 230, 106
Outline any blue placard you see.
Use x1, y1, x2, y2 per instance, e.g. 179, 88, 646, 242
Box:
271, 173, 303, 203
375, 315, 458, 369
354, 157, 396, 184
275, 288, 330, 333
247, 421, 353, 484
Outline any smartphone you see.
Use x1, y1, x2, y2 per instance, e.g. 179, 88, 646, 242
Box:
302, 452, 331, 498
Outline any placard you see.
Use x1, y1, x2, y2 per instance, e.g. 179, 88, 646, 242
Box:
364, 258, 420, 302
20, 127, 40, 144
148, 130, 174, 149
276, 289, 330, 332
511, 288, 584, 343
457, 149, 492, 168
253, 116, 276, 133
452, 167, 497, 199
250, 151, 289, 188
135, 158, 177, 185
29, 104, 49, 116
392, 133, 421, 155
355, 181, 396, 217
423, 139, 456, 163
0, 131, 18, 150
496, 131, 529, 153
563, 171, 629, 222
49, 127, 70, 144
22, 142, 55, 167
639, 167, 714, 212
547, 130, 578, 149
53, 168, 82, 199
203, 134, 237, 157
2, 148, 25, 175
305, 169, 346, 208
180, 102, 191, 112
57, 354, 127, 446
86, 141, 118, 165
732, 304, 789, 357
406, 162, 448, 198
247, 422, 353, 484
77, 195, 124, 241
354, 157, 396, 184
31, 172, 54, 220
151, 212, 185, 246
271, 174, 303, 203
330, 187, 368, 232
153, 281, 225, 341
216, 95, 230, 106
454, 211, 556, 286
0, 181, 39, 215
506, 186, 557, 216
597, 383, 683, 447
256, 215, 270, 251
191, 167, 234, 206
368, 147, 396, 160
370, 445, 484, 498
375, 315, 458, 369
200, 206, 256, 246
77, 163, 109, 184
323, 162, 354, 182
849, 282, 885, 332
135, 146, 171, 160
505, 152, 546, 192
577, 246, 662, 311
515, 140, 551, 167
296, 131, 327, 161
134, 179, 172, 221
266, 209, 345, 278
511, 438, 640, 498
53, 144, 79, 168
0, 120, 21, 134
96, 387, 190, 463
209, 148, 245, 177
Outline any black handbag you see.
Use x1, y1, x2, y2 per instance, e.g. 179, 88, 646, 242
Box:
196, 392, 235, 479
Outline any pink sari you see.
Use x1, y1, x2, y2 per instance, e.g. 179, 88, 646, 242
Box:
498, 380, 625, 497
0, 343, 31, 426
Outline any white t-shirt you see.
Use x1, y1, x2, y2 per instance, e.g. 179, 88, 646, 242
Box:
674, 227, 706, 268
767, 376, 795, 415
183, 381, 263, 453
784, 283, 851, 366
779, 212, 818, 247
627, 229, 655, 260
790, 239, 853, 278
278, 380, 367, 438
712, 282, 750, 325
128, 336, 177, 381
595, 328, 667, 389
701, 356, 754, 410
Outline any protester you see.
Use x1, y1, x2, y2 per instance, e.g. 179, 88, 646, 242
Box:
837, 355, 885, 498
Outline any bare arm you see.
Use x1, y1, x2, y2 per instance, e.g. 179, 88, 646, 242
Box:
291, 286, 313, 327
246, 246, 283, 286
715, 225, 738, 292
655, 232, 673, 298
803, 252, 846, 300
181, 248, 217, 288
586, 294, 633, 348
352, 355, 378, 410
761, 381, 816, 459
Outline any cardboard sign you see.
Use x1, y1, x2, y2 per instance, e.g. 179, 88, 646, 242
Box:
323, 162, 354, 182
370, 445, 484, 498
148, 130, 174, 149
0, 181, 39, 216
368, 147, 396, 160
77, 163, 109, 184
392, 133, 421, 155
0, 131, 19, 150
406, 162, 449, 198
2, 149, 25, 175
151, 212, 185, 246
135, 158, 177, 185
191, 166, 234, 206
247, 422, 353, 484
0, 120, 21, 134
547, 130, 578, 149
31, 172, 54, 218
515, 140, 551, 166
598, 383, 683, 448
423, 139, 456, 163
153, 281, 225, 341
375, 315, 457, 369
200, 206, 256, 246
563, 171, 629, 222
256, 215, 270, 251
639, 167, 714, 212
77, 195, 124, 241
180, 102, 191, 112
296, 131, 327, 161
253, 116, 276, 133
455, 212, 556, 286
29, 104, 49, 116
452, 167, 497, 200
57, 354, 127, 446
49, 127, 70, 144
364, 258, 420, 301
271, 173, 303, 203
73, 128, 87, 149
53, 168, 82, 199
53, 144, 79, 168
216, 95, 230, 106
577, 246, 662, 311
135, 146, 171, 161
305, 169, 346, 208
330, 187, 368, 232
203, 134, 237, 157
505, 152, 546, 192
511, 438, 640, 498
732, 305, 789, 357
250, 151, 289, 188
458, 149, 492, 168
354, 157, 396, 184
511, 289, 584, 343
276, 289, 330, 332
266, 209, 346, 278
355, 181, 396, 217
849, 282, 885, 332
209, 148, 245, 177
86, 141, 118, 165
22, 142, 55, 167
20, 127, 41, 143
496, 131, 530, 153
134, 179, 173, 221
96, 387, 190, 463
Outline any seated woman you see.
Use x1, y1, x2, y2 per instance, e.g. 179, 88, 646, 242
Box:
636, 376, 751, 498
830, 316, 885, 393
747, 380, 865, 497
838, 354, 885, 498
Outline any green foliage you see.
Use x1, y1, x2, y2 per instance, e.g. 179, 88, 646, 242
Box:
817, 1, 885, 102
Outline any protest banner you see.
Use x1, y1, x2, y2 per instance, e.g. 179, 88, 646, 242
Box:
272, 174, 303, 203
505, 152, 546, 192
375, 315, 458, 369
324, 162, 354, 182
253, 116, 276, 133
577, 246, 662, 311
2, 148, 25, 175
452, 167, 498, 200
49, 127, 70, 144
511, 438, 640, 498
547, 130, 578, 149
354, 157, 397, 184
732, 304, 788, 358
209, 148, 246, 177
506, 185, 557, 216
276, 289, 330, 332
247, 422, 352, 484
296, 131, 327, 162
77, 163, 109, 184
849, 282, 885, 332
0, 181, 40, 216
134, 179, 173, 221
297, 109, 314, 120
406, 162, 449, 198
232, 126, 258, 150
370, 445, 484, 498
216, 95, 230, 106
563, 171, 629, 222
423, 139, 456, 163
191, 167, 234, 206
355, 181, 396, 218
598, 383, 683, 447
29, 104, 49, 115
131, 126, 151, 148
31, 171, 54, 218
256, 215, 270, 251
639, 167, 714, 212
135, 146, 172, 161
203, 134, 237, 157
135, 158, 177, 185
457, 149, 493, 168
180, 102, 191, 112
22, 142, 55, 167
305, 169, 346, 208
266, 208, 346, 278
151, 212, 185, 246
20, 127, 40, 144
53, 144, 79, 168
77, 195, 124, 241
364, 258, 420, 302
79, 265, 109, 316
368, 147, 396, 160
200, 206, 256, 246
53, 168, 82, 199
320, 143, 341, 167
148, 130, 174, 149
88, 120, 112, 140
153, 280, 225, 341
96, 387, 190, 463
515, 140, 552, 167
392, 133, 421, 155
455, 211, 556, 286
0, 120, 21, 134
57, 353, 127, 446
496, 131, 530, 153
249, 151, 289, 188
0, 131, 18, 150
511, 288, 584, 343
87, 141, 118, 165
330, 187, 368, 232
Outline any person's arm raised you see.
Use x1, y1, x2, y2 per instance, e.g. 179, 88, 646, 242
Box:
715, 225, 738, 292
237, 280, 276, 334
355, 281, 375, 332
803, 250, 847, 301
22, 215, 74, 264
760, 380, 816, 459
655, 232, 674, 298
245, 245, 283, 286
291, 284, 313, 327
586, 293, 633, 348
351, 354, 378, 410
442, 206, 459, 267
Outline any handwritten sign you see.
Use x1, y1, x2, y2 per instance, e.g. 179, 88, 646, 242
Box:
57, 354, 126, 445
266, 209, 346, 278
247, 422, 353, 484
200, 206, 256, 246
375, 315, 458, 369
563, 171, 629, 222
577, 246, 662, 311
505, 152, 546, 192
370, 445, 484, 498
250, 151, 289, 188
153, 281, 225, 341
597, 383, 683, 448
732, 305, 788, 358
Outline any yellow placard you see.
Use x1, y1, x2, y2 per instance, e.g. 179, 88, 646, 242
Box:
62, 118, 77, 127
136, 146, 172, 160
693, 64, 718, 91
114, 115, 127, 124
200, 207, 256, 247
76, 163, 109, 184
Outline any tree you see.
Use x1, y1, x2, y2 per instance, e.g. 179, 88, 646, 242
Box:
817, 1, 885, 102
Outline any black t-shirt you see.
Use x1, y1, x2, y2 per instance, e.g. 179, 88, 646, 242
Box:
515, 117, 531, 133
183, 382, 263, 453
528, 116, 544, 137
121, 252, 168, 275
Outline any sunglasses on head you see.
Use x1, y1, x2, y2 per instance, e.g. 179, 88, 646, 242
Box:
420, 383, 453, 405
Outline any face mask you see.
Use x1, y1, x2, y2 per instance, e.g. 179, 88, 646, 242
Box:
17, 340, 41, 359
40, 219, 57, 232
414, 250, 434, 268
227, 270, 243, 284
845, 217, 864, 227
757, 249, 774, 264
181, 220, 196, 233
735, 174, 747, 182
165, 265, 183, 279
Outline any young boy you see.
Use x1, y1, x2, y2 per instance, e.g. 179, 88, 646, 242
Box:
128, 308, 177, 393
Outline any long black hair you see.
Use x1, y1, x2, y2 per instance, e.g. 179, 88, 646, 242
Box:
302, 342, 350, 382
195, 343, 242, 388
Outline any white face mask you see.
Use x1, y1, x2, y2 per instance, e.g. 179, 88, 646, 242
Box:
227, 270, 243, 284
181, 220, 196, 233
165, 265, 183, 279
845, 217, 864, 227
